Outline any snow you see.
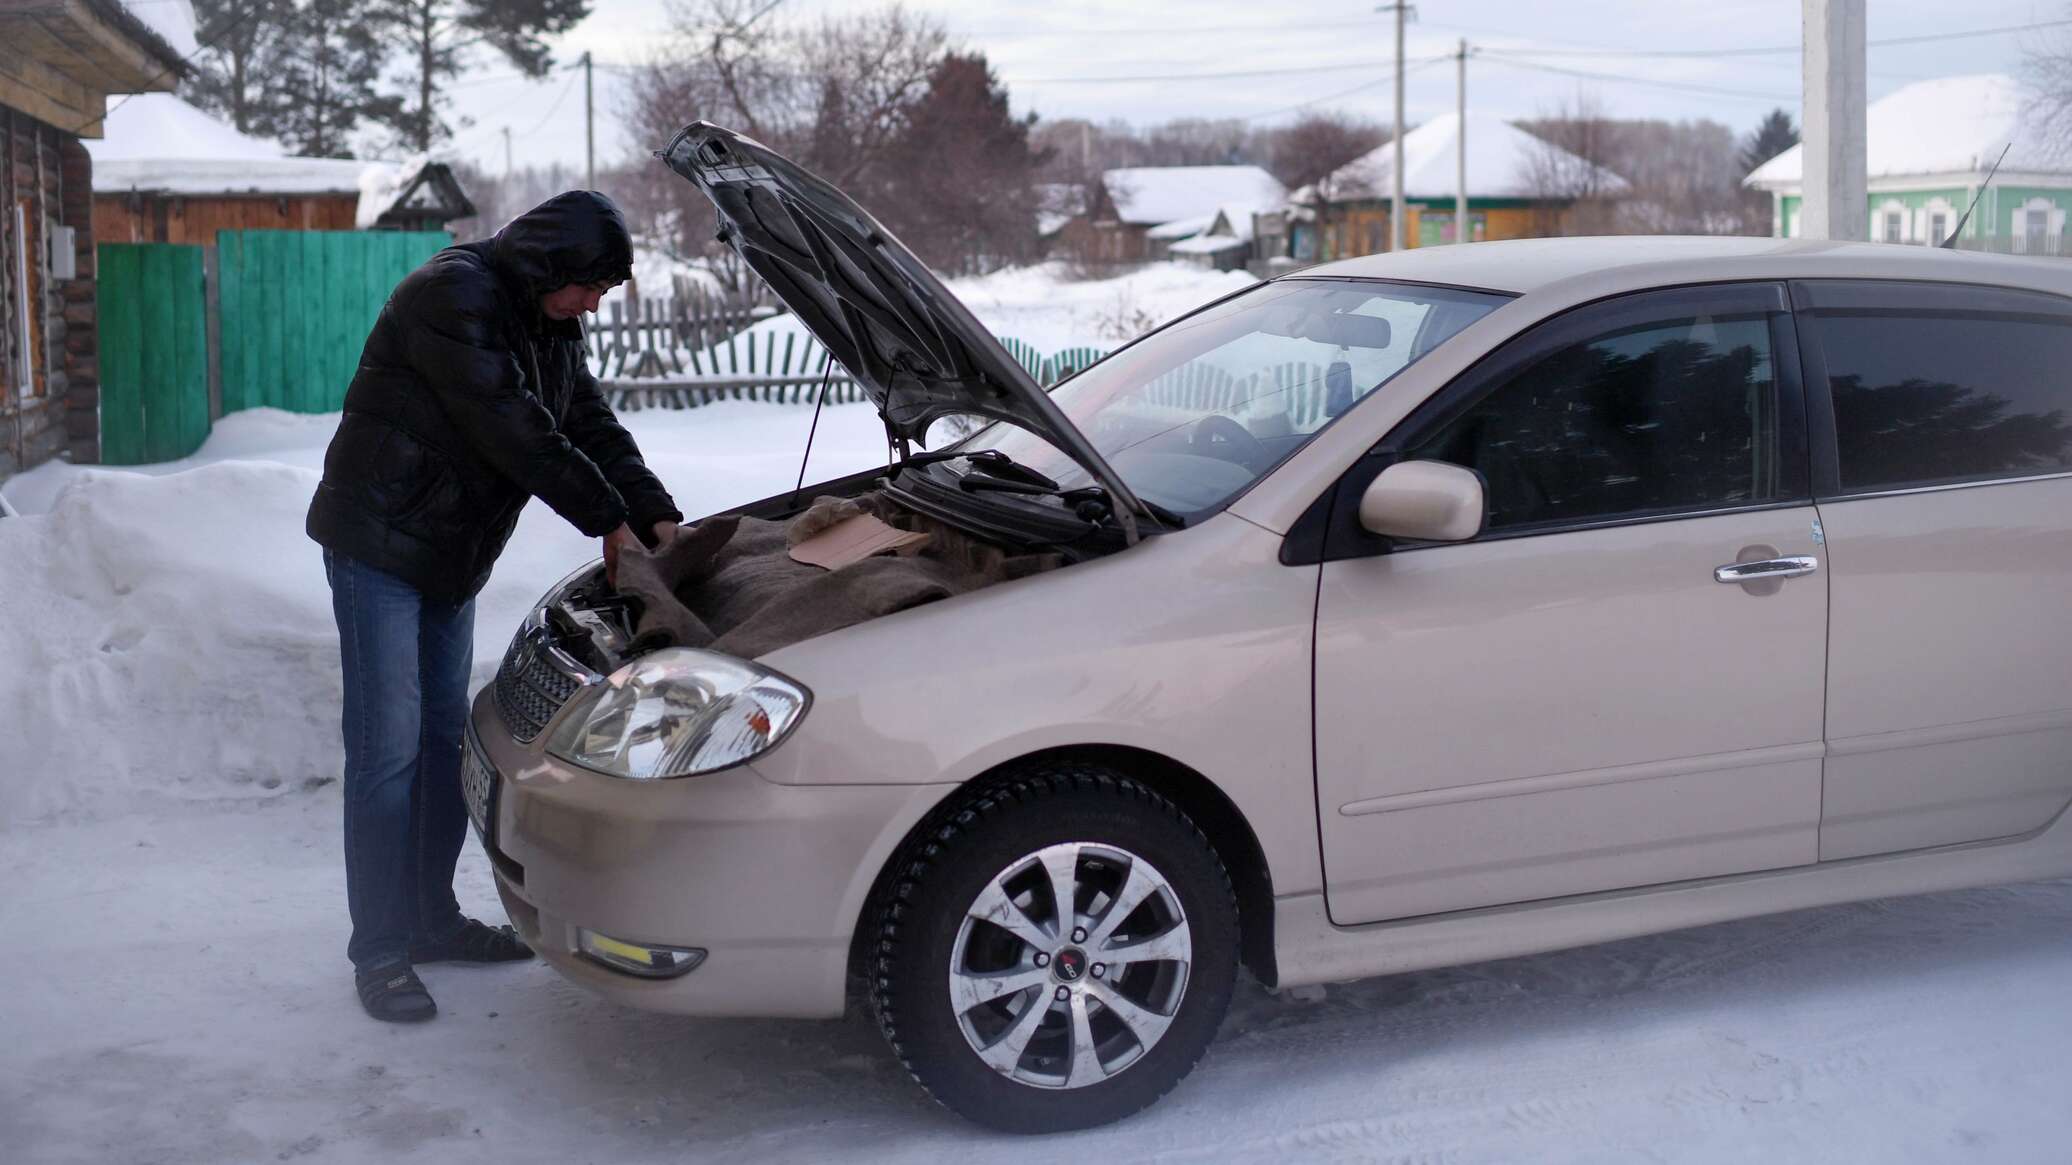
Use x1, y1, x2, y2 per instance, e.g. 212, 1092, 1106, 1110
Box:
86, 93, 369, 196
1746, 74, 2068, 188
118, 0, 198, 59
356, 155, 432, 229
0, 404, 892, 824
4, 272, 2072, 1154
1103, 165, 1286, 228
1306, 112, 1630, 203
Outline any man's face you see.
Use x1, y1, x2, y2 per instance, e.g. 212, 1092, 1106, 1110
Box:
540, 280, 618, 320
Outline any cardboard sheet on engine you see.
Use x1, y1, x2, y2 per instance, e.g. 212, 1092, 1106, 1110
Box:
786, 513, 931, 571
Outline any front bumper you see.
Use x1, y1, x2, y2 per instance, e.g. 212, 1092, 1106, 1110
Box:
468, 689, 949, 1018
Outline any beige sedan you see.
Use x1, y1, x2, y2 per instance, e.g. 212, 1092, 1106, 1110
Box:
463, 124, 2072, 1134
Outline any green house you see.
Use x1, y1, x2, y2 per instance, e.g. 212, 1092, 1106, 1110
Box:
1746, 74, 2071, 253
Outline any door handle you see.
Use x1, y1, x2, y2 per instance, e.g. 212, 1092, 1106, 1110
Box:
1714, 556, 1818, 584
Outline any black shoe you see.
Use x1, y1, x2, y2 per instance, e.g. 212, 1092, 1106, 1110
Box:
356, 961, 437, 1023
409, 918, 534, 965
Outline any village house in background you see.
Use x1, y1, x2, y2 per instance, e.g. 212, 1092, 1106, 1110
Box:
1052, 164, 1286, 266
89, 94, 474, 244
1747, 74, 2072, 254
1268, 112, 1630, 267
0, 0, 191, 482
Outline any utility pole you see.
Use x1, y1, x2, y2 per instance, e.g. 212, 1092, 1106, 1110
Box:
1455, 38, 1468, 243
583, 50, 595, 191
502, 126, 513, 178
1801, 0, 1866, 240
1383, 3, 1411, 251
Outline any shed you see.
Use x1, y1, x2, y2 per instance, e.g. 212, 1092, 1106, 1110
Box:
1054, 165, 1286, 265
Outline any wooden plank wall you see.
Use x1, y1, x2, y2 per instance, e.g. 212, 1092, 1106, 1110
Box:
96, 242, 209, 465
94, 193, 361, 245
219, 230, 448, 414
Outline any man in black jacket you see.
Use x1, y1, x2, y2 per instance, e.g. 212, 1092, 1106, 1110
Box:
308, 191, 681, 1022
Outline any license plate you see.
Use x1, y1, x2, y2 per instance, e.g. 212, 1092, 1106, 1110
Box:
461, 730, 499, 847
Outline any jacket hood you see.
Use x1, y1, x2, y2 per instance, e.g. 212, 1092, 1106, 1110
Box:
489, 190, 635, 299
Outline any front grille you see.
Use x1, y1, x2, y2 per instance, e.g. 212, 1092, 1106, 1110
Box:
493, 630, 582, 742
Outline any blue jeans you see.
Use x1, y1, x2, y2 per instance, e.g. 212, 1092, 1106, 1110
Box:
324, 549, 475, 971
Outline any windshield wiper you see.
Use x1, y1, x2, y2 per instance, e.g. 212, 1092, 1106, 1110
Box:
906, 447, 1059, 490
958, 474, 1183, 531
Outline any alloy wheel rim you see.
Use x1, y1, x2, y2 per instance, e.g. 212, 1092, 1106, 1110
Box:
947, 841, 1192, 1089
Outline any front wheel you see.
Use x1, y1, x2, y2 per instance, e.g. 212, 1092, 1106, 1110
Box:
870, 765, 1240, 1133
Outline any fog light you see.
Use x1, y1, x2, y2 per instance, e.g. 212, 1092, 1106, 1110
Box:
577, 929, 706, 979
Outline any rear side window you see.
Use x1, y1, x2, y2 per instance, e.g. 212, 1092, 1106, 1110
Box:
1801, 283, 2072, 492
1407, 298, 1788, 533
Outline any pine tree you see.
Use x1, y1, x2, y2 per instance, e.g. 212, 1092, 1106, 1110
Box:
272, 0, 389, 156
182, 0, 294, 136
878, 53, 1045, 275
1740, 108, 1799, 176
373, 0, 591, 152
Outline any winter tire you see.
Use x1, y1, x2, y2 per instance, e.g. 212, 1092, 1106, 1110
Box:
871, 764, 1240, 1133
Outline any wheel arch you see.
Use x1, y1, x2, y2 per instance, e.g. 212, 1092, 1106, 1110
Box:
846, 743, 1279, 999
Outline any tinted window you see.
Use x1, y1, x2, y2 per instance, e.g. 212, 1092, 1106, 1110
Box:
1409, 311, 1784, 532
1816, 311, 2072, 491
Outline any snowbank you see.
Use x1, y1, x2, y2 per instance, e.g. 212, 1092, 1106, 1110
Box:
0, 404, 892, 823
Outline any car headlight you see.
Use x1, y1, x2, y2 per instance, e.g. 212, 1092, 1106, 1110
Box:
543, 648, 809, 780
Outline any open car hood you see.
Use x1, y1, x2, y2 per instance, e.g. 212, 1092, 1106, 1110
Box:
659, 123, 1150, 531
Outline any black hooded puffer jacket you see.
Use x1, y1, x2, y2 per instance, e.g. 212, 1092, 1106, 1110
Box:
307, 191, 680, 600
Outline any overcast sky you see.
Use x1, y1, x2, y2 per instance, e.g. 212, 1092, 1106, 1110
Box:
432, 0, 2071, 176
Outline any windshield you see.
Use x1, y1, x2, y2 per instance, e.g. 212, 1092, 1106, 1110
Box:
954, 279, 1511, 517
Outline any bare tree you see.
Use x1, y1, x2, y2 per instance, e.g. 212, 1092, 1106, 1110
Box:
1267, 112, 1385, 200
1519, 90, 1623, 234
2024, 18, 2072, 163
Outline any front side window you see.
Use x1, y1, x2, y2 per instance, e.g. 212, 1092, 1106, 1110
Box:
1407, 299, 1787, 532
1813, 305, 2072, 492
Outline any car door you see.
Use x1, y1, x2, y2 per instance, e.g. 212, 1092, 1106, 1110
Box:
1311, 283, 1829, 925
1793, 279, 2072, 860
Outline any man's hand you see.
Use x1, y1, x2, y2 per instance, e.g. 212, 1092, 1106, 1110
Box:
602, 523, 641, 587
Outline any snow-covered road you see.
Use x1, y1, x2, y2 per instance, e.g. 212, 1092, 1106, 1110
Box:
5, 790, 2070, 1163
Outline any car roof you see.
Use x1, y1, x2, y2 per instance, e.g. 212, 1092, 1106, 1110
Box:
1292, 235, 2072, 300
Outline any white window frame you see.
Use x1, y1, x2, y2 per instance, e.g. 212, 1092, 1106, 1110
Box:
1878, 199, 1908, 244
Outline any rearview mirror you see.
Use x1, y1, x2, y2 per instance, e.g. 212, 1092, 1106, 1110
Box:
1261, 311, 1392, 349
1358, 460, 1486, 542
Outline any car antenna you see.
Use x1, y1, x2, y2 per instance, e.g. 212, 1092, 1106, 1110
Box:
791, 353, 836, 509
1942, 142, 2011, 248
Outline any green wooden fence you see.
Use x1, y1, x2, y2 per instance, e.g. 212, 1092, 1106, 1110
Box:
218, 230, 449, 414
98, 242, 210, 465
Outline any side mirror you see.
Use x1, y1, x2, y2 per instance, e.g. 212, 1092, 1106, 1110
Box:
1358, 460, 1486, 542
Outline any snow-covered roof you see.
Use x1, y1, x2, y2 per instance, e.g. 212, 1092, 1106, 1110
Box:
118, 0, 198, 58
1101, 165, 1286, 227
1146, 212, 1217, 241
1167, 232, 1247, 255
1304, 112, 1628, 203
1746, 74, 2070, 189
85, 94, 369, 195
356, 156, 431, 229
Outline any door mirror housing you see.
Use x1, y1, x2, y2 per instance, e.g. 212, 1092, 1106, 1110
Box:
1358, 460, 1486, 542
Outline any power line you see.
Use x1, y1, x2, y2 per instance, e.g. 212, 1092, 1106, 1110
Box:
1477, 56, 1798, 104
1010, 55, 1451, 86
1236, 57, 1451, 123
1449, 14, 2072, 60
77, 1, 274, 135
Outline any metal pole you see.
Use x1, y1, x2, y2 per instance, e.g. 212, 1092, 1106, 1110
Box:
502, 126, 513, 177
1801, 0, 1866, 240
583, 51, 595, 191
1391, 4, 1407, 250
1456, 39, 1468, 243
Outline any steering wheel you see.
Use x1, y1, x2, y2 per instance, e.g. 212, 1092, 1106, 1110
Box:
1188, 414, 1270, 469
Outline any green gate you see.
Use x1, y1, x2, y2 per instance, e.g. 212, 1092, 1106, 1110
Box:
217, 230, 449, 414
97, 242, 209, 465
